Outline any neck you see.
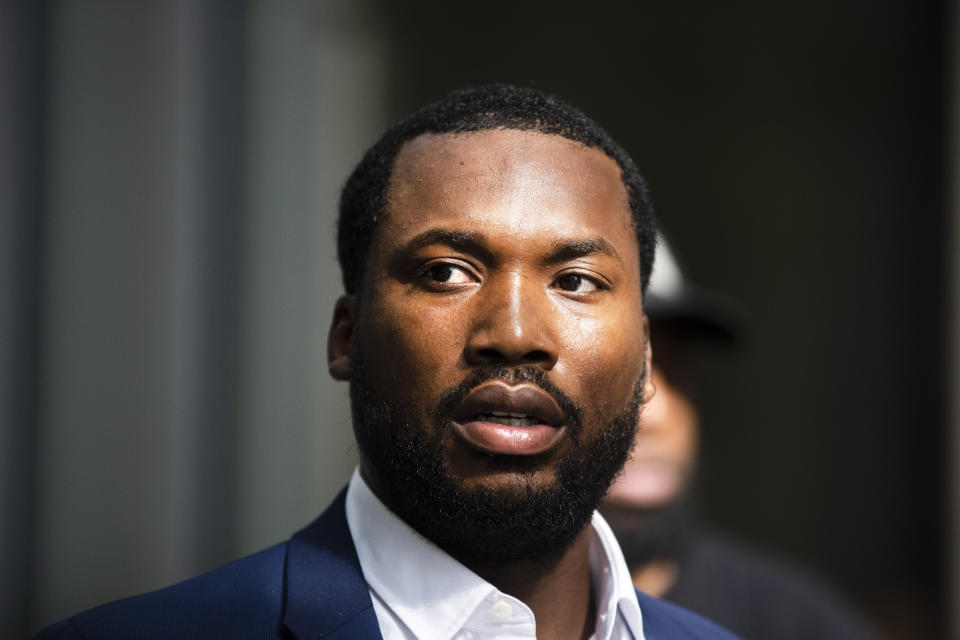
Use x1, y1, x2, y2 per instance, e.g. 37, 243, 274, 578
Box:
359, 461, 600, 640
456, 526, 597, 640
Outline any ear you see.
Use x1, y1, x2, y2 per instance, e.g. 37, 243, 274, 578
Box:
328, 295, 356, 381
641, 314, 656, 403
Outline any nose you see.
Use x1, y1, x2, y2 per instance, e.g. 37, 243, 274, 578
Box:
463, 272, 559, 369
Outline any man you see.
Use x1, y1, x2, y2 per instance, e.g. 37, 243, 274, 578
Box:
36, 85, 739, 639
602, 236, 875, 639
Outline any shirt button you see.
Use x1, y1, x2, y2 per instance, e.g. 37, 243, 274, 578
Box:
489, 599, 513, 620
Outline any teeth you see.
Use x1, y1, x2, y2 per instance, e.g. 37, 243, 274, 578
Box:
476, 413, 538, 427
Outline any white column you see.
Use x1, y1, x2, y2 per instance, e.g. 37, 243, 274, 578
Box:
33, 1, 182, 626
30, 1, 386, 631
233, 0, 386, 555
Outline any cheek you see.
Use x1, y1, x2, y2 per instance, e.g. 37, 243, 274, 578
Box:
557, 312, 646, 402
358, 291, 465, 391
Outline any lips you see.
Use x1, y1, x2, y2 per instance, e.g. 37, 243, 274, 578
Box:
451, 382, 566, 456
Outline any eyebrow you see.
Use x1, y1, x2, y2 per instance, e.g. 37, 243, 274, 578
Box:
402, 229, 494, 261
546, 237, 621, 264
400, 228, 621, 264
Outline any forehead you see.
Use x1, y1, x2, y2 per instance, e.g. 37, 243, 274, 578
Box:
384, 129, 636, 252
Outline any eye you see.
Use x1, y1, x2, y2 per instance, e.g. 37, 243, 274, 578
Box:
419, 261, 477, 285
554, 272, 604, 294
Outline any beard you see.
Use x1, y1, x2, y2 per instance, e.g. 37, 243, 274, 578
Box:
349, 352, 644, 567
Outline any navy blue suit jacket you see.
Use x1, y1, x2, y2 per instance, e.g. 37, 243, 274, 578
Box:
35, 491, 740, 639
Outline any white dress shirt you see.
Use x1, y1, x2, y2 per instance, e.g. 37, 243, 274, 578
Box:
345, 468, 646, 640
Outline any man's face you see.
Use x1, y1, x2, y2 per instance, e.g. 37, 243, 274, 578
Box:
329, 129, 651, 562
605, 364, 699, 509
599, 361, 699, 568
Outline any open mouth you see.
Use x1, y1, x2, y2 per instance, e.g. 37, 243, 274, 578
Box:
452, 382, 566, 456
473, 412, 541, 427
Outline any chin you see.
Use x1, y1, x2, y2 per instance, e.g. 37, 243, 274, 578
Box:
456, 464, 563, 495
349, 357, 645, 564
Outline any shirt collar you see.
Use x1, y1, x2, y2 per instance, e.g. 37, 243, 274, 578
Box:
589, 509, 645, 640
345, 468, 645, 640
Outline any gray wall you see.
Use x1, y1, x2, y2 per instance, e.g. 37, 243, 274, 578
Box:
3, 1, 385, 634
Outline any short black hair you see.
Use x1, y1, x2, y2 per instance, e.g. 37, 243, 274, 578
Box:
337, 83, 657, 295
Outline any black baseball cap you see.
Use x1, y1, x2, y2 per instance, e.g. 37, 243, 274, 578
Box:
645, 233, 746, 346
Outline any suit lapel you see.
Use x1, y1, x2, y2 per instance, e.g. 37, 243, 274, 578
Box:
635, 588, 677, 640
635, 587, 739, 639
280, 490, 383, 640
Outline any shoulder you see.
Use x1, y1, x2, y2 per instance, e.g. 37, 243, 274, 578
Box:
636, 589, 742, 639
34, 543, 289, 640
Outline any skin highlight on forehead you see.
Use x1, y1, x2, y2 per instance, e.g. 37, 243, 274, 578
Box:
384, 130, 636, 258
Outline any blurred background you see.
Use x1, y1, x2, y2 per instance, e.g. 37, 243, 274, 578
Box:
1, 0, 954, 637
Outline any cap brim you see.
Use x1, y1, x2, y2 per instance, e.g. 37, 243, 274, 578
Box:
644, 286, 747, 346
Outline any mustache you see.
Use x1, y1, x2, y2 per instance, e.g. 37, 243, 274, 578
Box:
435, 365, 585, 441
